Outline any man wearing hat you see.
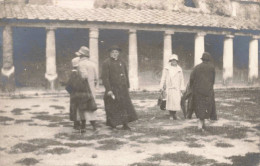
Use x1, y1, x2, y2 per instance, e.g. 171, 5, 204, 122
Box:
102, 45, 137, 130
75, 46, 98, 131
160, 54, 185, 120
189, 52, 217, 132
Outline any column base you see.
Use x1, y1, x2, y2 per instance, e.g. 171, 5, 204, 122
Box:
45, 79, 58, 90
1, 73, 15, 92
248, 77, 259, 85
222, 77, 233, 86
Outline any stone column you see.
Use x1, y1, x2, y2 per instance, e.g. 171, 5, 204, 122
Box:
248, 36, 259, 84
163, 31, 174, 67
223, 35, 234, 85
89, 28, 99, 86
1, 25, 15, 92
45, 28, 57, 90
128, 29, 139, 90
194, 32, 206, 66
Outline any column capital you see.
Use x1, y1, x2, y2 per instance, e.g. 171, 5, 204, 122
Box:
225, 34, 235, 39
90, 28, 99, 38
164, 30, 174, 35
196, 32, 206, 37
129, 29, 137, 34
45, 27, 56, 31
251, 36, 260, 40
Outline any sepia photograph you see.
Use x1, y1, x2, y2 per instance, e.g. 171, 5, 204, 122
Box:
0, 0, 259, 165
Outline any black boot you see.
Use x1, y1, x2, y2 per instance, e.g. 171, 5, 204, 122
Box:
73, 121, 80, 130
90, 121, 97, 131
172, 111, 178, 120
122, 123, 131, 131
81, 120, 86, 129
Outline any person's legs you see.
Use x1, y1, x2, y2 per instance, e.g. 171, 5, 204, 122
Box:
198, 118, 205, 131
122, 123, 131, 130
169, 111, 177, 120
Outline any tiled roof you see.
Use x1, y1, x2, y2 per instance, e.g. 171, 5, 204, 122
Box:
0, 3, 259, 31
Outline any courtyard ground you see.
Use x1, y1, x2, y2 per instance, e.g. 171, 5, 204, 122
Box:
0, 88, 259, 166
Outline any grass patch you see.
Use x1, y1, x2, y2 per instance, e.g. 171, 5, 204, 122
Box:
32, 115, 64, 122
29, 138, 62, 147
64, 142, 93, 148
96, 139, 126, 150
0, 147, 6, 151
15, 119, 33, 124
147, 151, 216, 165
55, 132, 111, 141
227, 153, 260, 166
11, 108, 31, 115
30, 111, 49, 115
187, 142, 204, 148
16, 158, 39, 165
78, 163, 94, 166
41, 147, 71, 155
0, 110, 5, 113
10, 143, 39, 153
31, 105, 40, 107
215, 142, 234, 148
49, 105, 65, 110
130, 163, 159, 166
0, 116, 14, 122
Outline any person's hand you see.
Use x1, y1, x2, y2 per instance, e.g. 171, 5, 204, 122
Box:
107, 91, 114, 96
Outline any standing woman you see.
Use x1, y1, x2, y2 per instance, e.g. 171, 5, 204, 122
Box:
102, 45, 138, 130
160, 54, 185, 120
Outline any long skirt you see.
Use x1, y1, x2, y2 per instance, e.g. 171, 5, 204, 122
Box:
104, 85, 137, 127
193, 92, 217, 120
76, 109, 97, 121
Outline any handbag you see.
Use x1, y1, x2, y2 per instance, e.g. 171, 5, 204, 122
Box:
157, 90, 166, 110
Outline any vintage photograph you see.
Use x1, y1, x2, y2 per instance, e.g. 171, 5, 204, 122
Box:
0, 0, 259, 165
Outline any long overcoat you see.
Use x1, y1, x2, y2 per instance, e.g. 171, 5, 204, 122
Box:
160, 65, 185, 111
78, 57, 98, 98
66, 70, 97, 121
189, 61, 217, 120
102, 57, 138, 127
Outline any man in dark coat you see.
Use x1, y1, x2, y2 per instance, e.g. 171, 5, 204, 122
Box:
102, 45, 138, 130
189, 52, 217, 131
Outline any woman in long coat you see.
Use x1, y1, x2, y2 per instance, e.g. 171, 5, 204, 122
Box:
102, 45, 137, 130
189, 52, 217, 131
160, 54, 185, 120
66, 56, 97, 132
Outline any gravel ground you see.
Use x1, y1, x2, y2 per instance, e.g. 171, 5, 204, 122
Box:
0, 89, 259, 166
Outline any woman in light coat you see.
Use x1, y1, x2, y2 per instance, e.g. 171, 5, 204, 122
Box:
160, 54, 185, 120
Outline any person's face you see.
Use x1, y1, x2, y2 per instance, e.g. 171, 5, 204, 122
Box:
170, 60, 178, 66
110, 50, 120, 60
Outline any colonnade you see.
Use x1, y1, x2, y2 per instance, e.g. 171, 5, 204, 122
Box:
1, 26, 259, 91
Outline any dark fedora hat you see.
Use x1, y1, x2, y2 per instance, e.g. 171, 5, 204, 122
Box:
201, 52, 211, 61
108, 45, 122, 52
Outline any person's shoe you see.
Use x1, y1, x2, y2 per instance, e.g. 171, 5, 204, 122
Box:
122, 124, 131, 131
73, 121, 80, 130
81, 120, 86, 130
173, 115, 178, 120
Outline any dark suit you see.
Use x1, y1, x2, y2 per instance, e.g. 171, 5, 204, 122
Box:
102, 57, 137, 127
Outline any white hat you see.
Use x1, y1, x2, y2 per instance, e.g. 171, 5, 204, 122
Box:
71, 57, 80, 67
169, 54, 179, 61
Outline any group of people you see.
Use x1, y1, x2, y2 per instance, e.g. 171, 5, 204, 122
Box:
66, 45, 137, 132
66, 44, 217, 133
160, 52, 217, 131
